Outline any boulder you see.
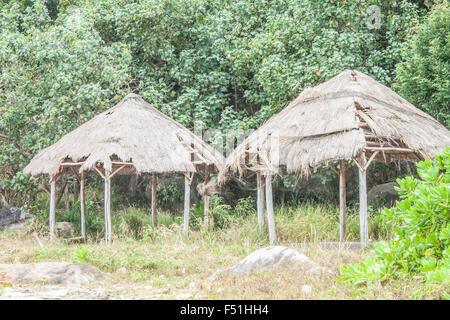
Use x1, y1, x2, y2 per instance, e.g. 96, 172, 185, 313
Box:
55, 222, 75, 238
210, 246, 330, 280
367, 182, 399, 207
0, 262, 106, 285
0, 206, 33, 231
231, 246, 317, 274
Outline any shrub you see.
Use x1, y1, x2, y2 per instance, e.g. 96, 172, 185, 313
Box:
340, 147, 450, 290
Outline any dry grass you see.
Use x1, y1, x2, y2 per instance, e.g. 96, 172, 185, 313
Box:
0, 218, 439, 300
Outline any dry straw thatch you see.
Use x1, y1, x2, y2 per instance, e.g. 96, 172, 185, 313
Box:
219, 70, 450, 181
24, 93, 224, 178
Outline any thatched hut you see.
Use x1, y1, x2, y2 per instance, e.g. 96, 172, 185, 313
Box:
24, 93, 224, 242
219, 70, 450, 247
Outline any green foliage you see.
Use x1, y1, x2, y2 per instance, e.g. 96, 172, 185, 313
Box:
395, 0, 450, 127
340, 147, 450, 291
71, 245, 90, 263
234, 196, 256, 217
0, 0, 430, 205
0, 0, 131, 203
157, 183, 183, 208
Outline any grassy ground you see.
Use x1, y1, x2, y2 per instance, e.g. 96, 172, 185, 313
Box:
0, 204, 443, 299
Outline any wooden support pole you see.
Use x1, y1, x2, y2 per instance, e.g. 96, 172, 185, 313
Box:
49, 177, 56, 241
339, 160, 347, 242
257, 172, 265, 230
152, 173, 157, 228
203, 167, 210, 226
265, 174, 276, 245
80, 171, 86, 241
104, 170, 112, 243
358, 156, 369, 248
183, 174, 192, 235
204, 195, 210, 226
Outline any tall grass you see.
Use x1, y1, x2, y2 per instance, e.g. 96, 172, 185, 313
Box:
27, 194, 394, 245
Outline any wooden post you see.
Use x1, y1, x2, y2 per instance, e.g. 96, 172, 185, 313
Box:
183, 174, 191, 235
339, 160, 347, 242
265, 174, 276, 245
203, 166, 210, 226
104, 170, 112, 243
204, 195, 210, 226
257, 172, 265, 230
152, 173, 157, 228
80, 171, 86, 241
49, 177, 56, 241
358, 156, 368, 248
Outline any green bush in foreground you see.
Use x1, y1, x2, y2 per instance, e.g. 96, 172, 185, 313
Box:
340, 147, 450, 291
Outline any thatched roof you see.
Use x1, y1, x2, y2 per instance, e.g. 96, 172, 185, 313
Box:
219, 70, 450, 181
24, 93, 224, 178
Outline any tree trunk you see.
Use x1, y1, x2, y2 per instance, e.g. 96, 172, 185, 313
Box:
73, 179, 79, 202
64, 183, 70, 211
128, 174, 138, 197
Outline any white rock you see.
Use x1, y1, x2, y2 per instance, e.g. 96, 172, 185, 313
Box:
301, 285, 312, 295
0, 262, 106, 285
189, 282, 196, 289
118, 267, 127, 274
176, 293, 193, 300
230, 246, 317, 274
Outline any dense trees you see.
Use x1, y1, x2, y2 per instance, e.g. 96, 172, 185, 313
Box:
395, 1, 449, 127
0, 0, 447, 204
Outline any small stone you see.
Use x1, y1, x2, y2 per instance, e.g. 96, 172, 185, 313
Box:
306, 266, 334, 276
217, 288, 223, 293
301, 285, 312, 295
118, 267, 127, 274
176, 293, 192, 300
189, 282, 196, 289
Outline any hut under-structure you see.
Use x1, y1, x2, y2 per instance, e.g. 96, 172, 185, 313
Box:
219, 70, 450, 247
24, 93, 224, 242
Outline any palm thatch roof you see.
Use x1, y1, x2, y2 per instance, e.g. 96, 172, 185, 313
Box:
219, 70, 450, 181
24, 93, 224, 178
